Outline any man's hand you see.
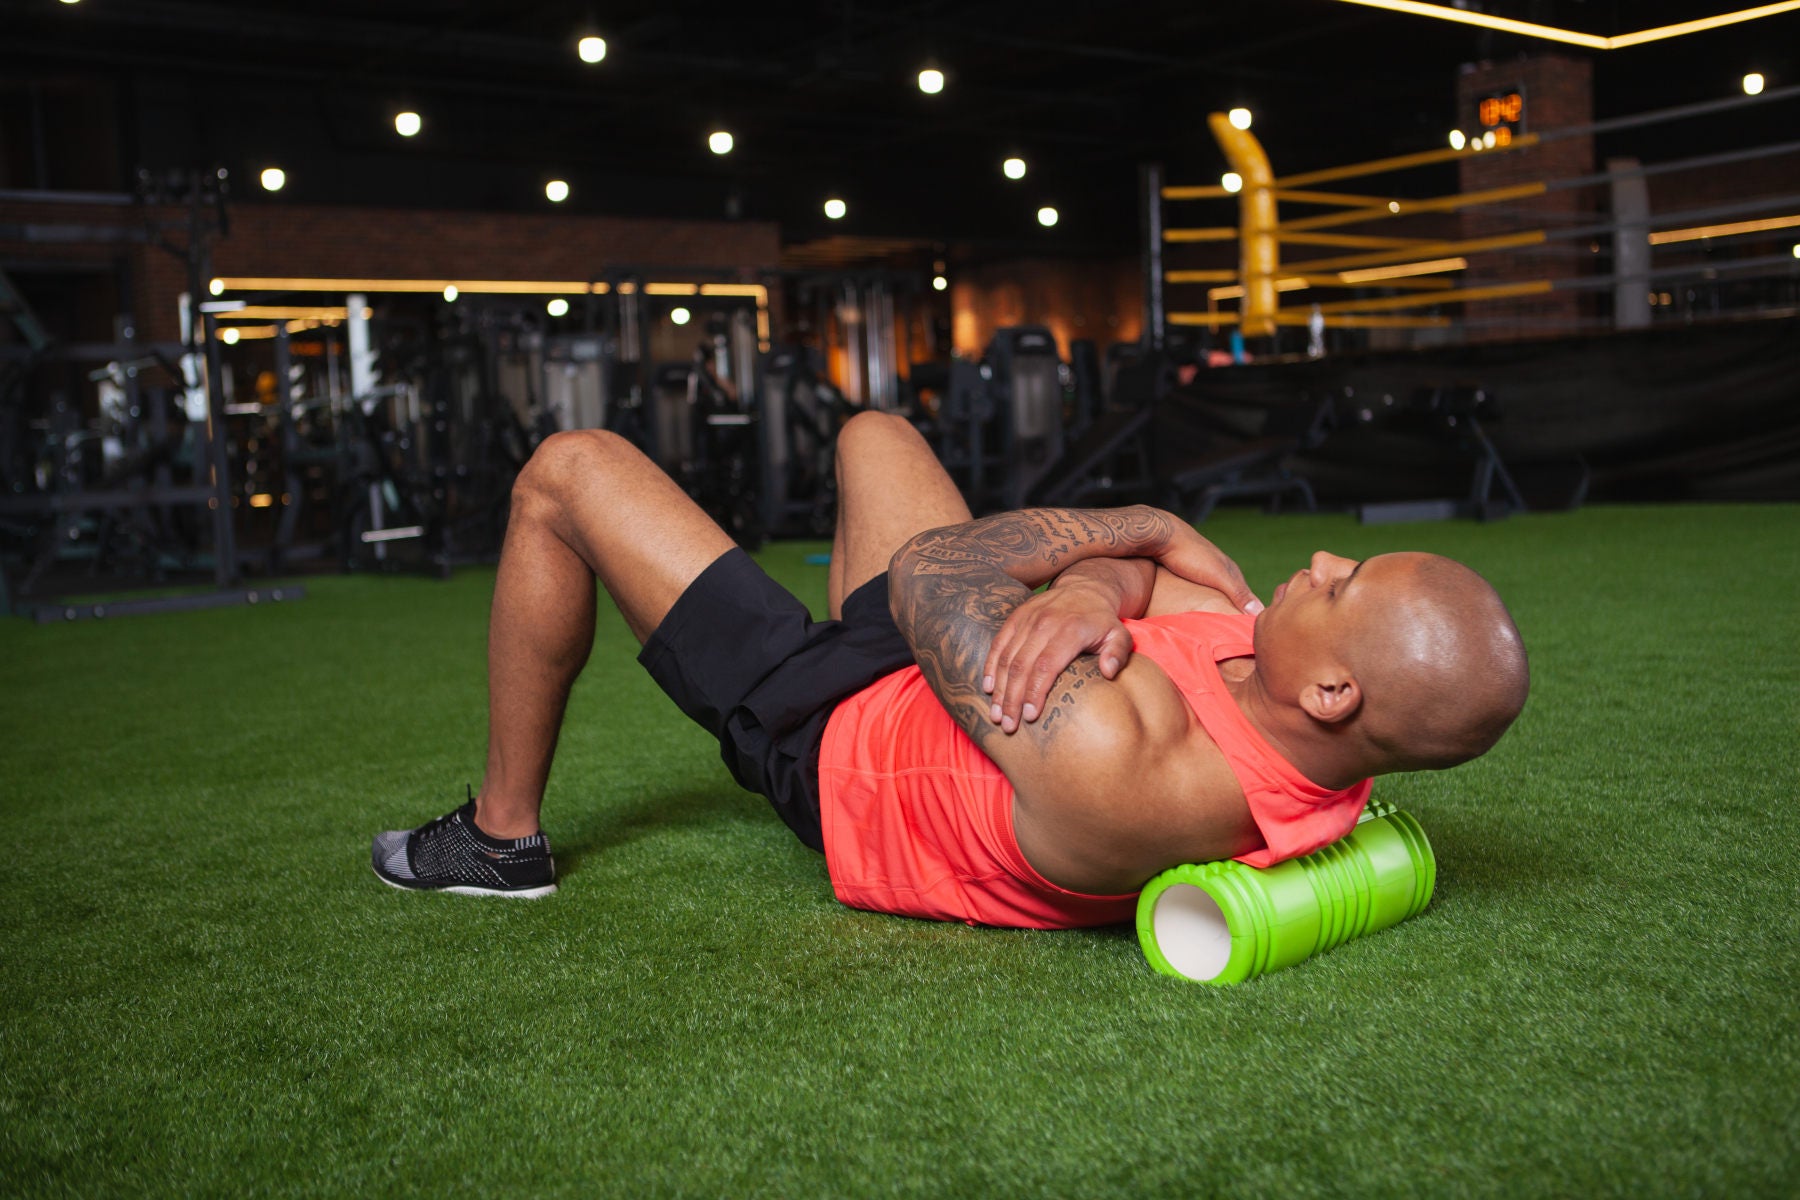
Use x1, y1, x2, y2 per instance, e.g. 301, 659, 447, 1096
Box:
889, 504, 1260, 752
981, 565, 1145, 733
1156, 523, 1265, 619
978, 520, 1264, 731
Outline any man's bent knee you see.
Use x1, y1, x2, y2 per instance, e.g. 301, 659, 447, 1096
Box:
839, 409, 915, 448
516, 429, 639, 502
837, 411, 926, 475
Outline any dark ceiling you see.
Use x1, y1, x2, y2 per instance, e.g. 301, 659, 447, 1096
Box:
3, 0, 1794, 258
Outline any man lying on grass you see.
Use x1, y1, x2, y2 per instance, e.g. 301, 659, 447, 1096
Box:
372, 411, 1528, 926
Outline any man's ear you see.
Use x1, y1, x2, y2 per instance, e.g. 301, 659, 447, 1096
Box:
1300, 676, 1361, 724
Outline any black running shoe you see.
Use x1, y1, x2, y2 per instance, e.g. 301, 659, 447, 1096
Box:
371, 799, 557, 898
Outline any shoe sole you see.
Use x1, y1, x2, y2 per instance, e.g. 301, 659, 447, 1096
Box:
372, 865, 557, 899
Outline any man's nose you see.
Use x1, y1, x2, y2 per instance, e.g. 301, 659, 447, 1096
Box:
1309, 551, 1357, 586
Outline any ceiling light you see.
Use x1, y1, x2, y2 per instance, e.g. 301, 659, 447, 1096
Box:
1448, 129, 1466, 150
1002, 157, 1026, 180
545, 179, 570, 203
1228, 107, 1253, 130
1482, 130, 1497, 149
1221, 172, 1243, 193
221, 328, 240, 345
394, 111, 422, 138
1328, 0, 1800, 50
546, 298, 569, 318
443, 285, 458, 302
918, 68, 945, 94
709, 130, 734, 155
207, 278, 768, 304
671, 306, 692, 325
932, 275, 948, 291
578, 36, 607, 64
209, 278, 225, 296
1743, 72, 1766, 95
1037, 206, 1059, 227
824, 197, 847, 220
260, 167, 286, 192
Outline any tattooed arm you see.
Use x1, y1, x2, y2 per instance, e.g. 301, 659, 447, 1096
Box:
890, 506, 1260, 737
980, 558, 1256, 729
888, 505, 1264, 891
888, 505, 1256, 742
888, 507, 1172, 745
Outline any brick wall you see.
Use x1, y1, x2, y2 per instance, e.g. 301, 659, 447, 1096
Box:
212, 204, 780, 283
1646, 147, 1800, 212
1457, 54, 1595, 341
950, 258, 1143, 360
0, 199, 781, 343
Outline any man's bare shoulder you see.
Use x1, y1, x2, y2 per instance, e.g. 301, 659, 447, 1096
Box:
1143, 566, 1246, 618
1007, 652, 1261, 895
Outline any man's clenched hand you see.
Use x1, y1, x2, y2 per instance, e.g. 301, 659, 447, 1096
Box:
977, 516, 1263, 731
981, 574, 1137, 733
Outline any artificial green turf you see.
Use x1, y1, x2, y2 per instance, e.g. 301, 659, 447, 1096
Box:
2, 504, 1796, 1198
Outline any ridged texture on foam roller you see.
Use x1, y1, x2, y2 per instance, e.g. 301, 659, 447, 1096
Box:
1137, 808, 1437, 985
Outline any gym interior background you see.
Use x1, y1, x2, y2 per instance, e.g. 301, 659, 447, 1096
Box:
3, 2, 1796, 1195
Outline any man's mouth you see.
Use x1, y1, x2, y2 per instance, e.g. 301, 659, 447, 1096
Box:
1272, 568, 1309, 607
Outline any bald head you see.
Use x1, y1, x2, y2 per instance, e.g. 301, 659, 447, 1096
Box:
1344, 553, 1529, 770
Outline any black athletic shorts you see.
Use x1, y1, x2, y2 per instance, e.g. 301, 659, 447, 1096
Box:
637, 548, 916, 852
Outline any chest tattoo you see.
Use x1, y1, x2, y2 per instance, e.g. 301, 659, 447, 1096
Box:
1034, 659, 1105, 740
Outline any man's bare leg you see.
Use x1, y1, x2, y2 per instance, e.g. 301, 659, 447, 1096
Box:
828, 411, 972, 619
481, 413, 961, 839
474, 430, 736, 838
376, 415, 969, 894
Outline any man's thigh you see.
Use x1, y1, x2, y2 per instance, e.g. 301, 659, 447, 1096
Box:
638, 546, 915, 851
830, 411, 971, 618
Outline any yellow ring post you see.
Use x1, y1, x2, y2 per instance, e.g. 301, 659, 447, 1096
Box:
1209, 112, 1279, 338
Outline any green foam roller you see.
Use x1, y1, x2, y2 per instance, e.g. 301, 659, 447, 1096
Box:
1135, 799, 1436, 985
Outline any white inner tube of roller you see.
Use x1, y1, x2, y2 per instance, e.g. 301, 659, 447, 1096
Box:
1152, 883, 1233, 981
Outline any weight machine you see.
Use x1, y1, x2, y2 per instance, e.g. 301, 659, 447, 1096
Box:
0, 171, 306, 621
1355, 386, 1531, 524
647, 326, 762, 548
756, 343, 843, 538
929, 326, 1069, 514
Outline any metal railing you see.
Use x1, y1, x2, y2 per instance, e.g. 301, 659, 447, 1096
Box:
1145, 83, 1800, 349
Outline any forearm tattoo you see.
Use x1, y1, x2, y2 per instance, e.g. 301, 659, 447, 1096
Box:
889, 506, 1173, 752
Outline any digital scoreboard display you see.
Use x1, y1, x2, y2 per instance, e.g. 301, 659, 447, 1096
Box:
1478, 88, 1525, 145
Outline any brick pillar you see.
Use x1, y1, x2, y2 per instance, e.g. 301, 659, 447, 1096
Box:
1457, 54, 1594, 341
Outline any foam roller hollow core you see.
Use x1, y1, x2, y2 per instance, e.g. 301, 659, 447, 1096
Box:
1136, 799, 1436, 985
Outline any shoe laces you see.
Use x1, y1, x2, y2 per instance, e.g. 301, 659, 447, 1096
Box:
413, 794, 477, 846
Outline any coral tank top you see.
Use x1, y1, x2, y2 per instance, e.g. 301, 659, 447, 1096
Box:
817, 610, 1372, 927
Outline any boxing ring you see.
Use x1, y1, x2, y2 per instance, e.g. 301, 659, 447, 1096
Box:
1144, 81, 1800, 350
